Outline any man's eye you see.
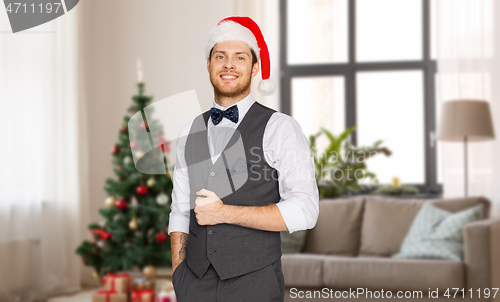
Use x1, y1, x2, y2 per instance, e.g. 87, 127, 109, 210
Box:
237, 57, 244, 60
217, 56, 223, 59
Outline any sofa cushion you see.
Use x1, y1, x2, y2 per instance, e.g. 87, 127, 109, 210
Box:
281, 253, 326, 287
359, 196, 490, 257
303, 197, 364, 256
393, 203, 483, 260
322, 256, 465, 292
359, 197, 425, 256
430, 196, 490, 219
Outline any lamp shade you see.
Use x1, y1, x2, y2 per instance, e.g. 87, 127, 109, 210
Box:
436, 100, 495, 142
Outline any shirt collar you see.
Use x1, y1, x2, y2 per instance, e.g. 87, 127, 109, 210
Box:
212, 92, 256, 121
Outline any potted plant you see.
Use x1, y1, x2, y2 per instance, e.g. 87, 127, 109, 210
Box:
309, 126, 392, 199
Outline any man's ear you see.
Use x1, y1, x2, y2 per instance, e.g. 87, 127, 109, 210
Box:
207, 58, 211, 73
251, 61, 260, 78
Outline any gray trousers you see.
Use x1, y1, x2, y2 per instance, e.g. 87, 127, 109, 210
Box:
172, 258, 285, 302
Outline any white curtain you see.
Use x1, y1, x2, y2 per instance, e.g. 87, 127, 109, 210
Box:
435, 0, 500, 217
0, 6, 89, 302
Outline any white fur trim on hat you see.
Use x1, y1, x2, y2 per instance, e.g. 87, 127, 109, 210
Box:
257, 78, 276, 96
205, 21, 260, 61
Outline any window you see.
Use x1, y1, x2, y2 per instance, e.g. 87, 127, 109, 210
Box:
280, 0, 441, 194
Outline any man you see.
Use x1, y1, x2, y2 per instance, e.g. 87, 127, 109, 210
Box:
168, 16, 319, 302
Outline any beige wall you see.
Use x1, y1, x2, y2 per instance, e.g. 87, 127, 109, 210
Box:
77, 0, 278, 284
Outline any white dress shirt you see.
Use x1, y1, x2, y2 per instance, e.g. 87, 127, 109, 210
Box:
168, 93, 319, 234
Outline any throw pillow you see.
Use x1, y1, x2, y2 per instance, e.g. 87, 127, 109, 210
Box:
281, 230, 308, 253
392, 202, 483, 261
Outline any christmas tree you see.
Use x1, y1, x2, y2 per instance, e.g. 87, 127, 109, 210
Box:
76, 80, 174, 281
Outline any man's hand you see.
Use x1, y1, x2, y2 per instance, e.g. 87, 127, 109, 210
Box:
194, 189, 225, 225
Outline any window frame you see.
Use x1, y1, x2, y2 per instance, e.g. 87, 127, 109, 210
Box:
279, 0, 442, 194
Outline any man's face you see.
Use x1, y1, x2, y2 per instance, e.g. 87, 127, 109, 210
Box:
207, 40, 260, 98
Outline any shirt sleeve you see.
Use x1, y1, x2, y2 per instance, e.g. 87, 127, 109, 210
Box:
168, 120, 193, 236
264, 113, 320, 234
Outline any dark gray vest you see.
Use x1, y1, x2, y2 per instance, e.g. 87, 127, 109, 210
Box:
184, 101, 282, 280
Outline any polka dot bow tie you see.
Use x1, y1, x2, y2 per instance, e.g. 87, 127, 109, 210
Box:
210, 105, 239, 125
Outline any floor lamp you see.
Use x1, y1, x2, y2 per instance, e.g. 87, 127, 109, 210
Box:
436, 100, 495, 197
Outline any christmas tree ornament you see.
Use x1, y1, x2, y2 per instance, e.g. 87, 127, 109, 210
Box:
111, 145, 121, 154
90, 228, 112, 240
142, 265, 157, 278
92, 271, 100, 281
120, 126, 126, 132
115, 199, 127, 210
162, 140, 171, 153
129, 216, 138, 230
146, 177, 155, 187
123, 156, 131, 165
156, 192, 168, 205
135, 150, 144, 158
156, 233, 167, 244
136, 185, 148, 196
97, 240, 106, 248
130, 196, 138, 208
105, 196, 116, 208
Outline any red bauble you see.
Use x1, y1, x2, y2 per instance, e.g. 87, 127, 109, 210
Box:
164, 141, 171, 153
156, 233, 166, 244
130, 141, 137, 149
111, 145, 120, 154
120, 126, 126, 132
136, 185, 148, 195
115, 199, 127, 210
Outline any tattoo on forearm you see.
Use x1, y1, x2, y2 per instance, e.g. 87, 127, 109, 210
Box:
179, 233, 188, 260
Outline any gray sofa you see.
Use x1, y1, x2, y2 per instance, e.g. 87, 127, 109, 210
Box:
281, 196, 500, 301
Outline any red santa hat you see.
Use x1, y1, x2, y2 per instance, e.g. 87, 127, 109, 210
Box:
205, 16, 276, 96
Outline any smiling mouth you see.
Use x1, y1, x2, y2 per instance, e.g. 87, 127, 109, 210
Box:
220, 74, 238, 81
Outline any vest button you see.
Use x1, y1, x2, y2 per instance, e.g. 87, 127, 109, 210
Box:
208, 249, 214, 253
208, 230, 213, 234
210, 172, 215, 176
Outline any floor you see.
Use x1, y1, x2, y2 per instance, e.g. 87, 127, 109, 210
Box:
37, 286, 98, 302
47, 290, 94, 302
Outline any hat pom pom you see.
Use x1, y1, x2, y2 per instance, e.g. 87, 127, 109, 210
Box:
257, 78, 276, 96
